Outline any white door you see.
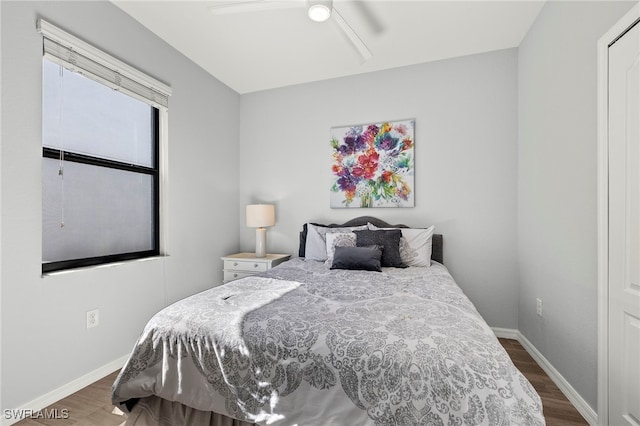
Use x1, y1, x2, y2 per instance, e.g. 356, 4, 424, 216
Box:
609, 18, 640, 426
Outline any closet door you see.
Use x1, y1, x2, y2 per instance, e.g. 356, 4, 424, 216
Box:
608, 18, 640, 426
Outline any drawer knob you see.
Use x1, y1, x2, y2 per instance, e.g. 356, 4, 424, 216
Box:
234, 273, 238, 277
233, 262, 238, 266
254, 263, 258, 268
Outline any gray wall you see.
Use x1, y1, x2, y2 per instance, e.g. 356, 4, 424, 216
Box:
517, 1, 634, 411
1, 1, 240, 411
239, 49, 519, 329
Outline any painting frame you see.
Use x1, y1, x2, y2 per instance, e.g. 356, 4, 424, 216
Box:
330, 118, 415, 208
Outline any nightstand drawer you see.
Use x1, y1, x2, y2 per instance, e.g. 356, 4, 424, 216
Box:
223, 260, 268, 272
223, 270, 256, 282
221, 253, 291, 284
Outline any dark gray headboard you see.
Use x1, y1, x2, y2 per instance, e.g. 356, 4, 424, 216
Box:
299, 216, 443, 265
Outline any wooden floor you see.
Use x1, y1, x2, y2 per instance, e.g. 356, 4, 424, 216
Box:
13, 370, 125, 426
498, 338, 588, 426
14, 338, 587, 426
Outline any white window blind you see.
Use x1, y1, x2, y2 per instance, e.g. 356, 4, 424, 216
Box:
37, 19, 171, 110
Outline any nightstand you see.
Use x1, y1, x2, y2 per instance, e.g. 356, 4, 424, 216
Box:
221, 253, 291, 283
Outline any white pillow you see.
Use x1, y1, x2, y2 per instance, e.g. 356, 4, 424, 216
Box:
325, 232, 357, 265
368, 223, 435, 267
305, 223, 367, 261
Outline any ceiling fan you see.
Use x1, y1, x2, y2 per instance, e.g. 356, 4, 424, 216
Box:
209, 0, 374, 61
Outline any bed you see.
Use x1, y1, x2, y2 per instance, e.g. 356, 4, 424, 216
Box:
112, 217, 545, 426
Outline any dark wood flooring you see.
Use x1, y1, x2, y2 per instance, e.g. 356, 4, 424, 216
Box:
13, 338, 587, 425
499, 338, 589, 426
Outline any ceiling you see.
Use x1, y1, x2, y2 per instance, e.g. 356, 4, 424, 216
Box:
112, 1, 545, 94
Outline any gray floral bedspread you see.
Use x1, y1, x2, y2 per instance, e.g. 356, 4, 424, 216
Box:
112, 259, 545, 426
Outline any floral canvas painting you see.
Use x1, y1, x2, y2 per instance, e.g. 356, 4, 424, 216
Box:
330, 119, 415, 208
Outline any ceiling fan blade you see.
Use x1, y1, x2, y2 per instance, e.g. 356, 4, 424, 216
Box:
209, 0, 304, 15
331, 6, 373, 61
351, 1, 385, 35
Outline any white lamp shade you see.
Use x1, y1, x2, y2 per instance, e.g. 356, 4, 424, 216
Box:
246, 204, 275, 228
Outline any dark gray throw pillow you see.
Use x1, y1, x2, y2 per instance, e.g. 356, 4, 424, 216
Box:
330, 245, 383, 272
354, 229, 407, 268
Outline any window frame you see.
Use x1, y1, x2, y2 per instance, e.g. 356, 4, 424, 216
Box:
41, 108, 161, 274
38, 19, 171, 274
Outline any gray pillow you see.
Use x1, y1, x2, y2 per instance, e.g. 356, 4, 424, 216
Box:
330, 245, 382, 272
354, 229, 407, 268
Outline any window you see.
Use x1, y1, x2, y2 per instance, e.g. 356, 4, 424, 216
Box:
38, 20, 171, 273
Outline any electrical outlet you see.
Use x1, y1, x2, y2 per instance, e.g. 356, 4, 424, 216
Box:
536, 298, 543, 318
86, 309, 99, 329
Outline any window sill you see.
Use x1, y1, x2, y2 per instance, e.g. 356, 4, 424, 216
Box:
41, 254, 169, 278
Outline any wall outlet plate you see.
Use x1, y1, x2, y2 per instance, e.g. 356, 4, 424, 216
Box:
536, 298, 543, 317
86, 309, 99, 329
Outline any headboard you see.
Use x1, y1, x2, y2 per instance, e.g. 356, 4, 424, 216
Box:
299, 216, 443, 265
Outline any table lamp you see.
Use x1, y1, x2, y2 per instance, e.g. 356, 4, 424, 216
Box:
246, 204, 275, 258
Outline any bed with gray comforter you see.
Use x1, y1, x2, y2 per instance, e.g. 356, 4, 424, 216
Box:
112, 258, 544, 425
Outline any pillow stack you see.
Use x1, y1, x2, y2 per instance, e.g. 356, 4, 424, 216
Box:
304, 221, 435, 272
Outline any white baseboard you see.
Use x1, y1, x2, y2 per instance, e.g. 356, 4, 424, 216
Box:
1, 355, 129, 426
491, 328, 597, 426
516, 332, 598, 426
491, 327, 519, 340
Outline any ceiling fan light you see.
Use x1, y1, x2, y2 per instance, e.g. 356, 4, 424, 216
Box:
308, 3, 331, 22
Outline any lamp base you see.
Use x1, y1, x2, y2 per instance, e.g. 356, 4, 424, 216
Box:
255, 228, 267, 258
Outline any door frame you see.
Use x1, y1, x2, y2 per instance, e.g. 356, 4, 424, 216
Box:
597, 4, 640, 425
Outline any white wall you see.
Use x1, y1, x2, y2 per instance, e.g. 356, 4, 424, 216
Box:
239, 49, 519, 329
517, 0, 635, 411
0, 1, 240, 411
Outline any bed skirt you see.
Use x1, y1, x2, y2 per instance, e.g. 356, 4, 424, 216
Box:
125, 396, 256, 426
